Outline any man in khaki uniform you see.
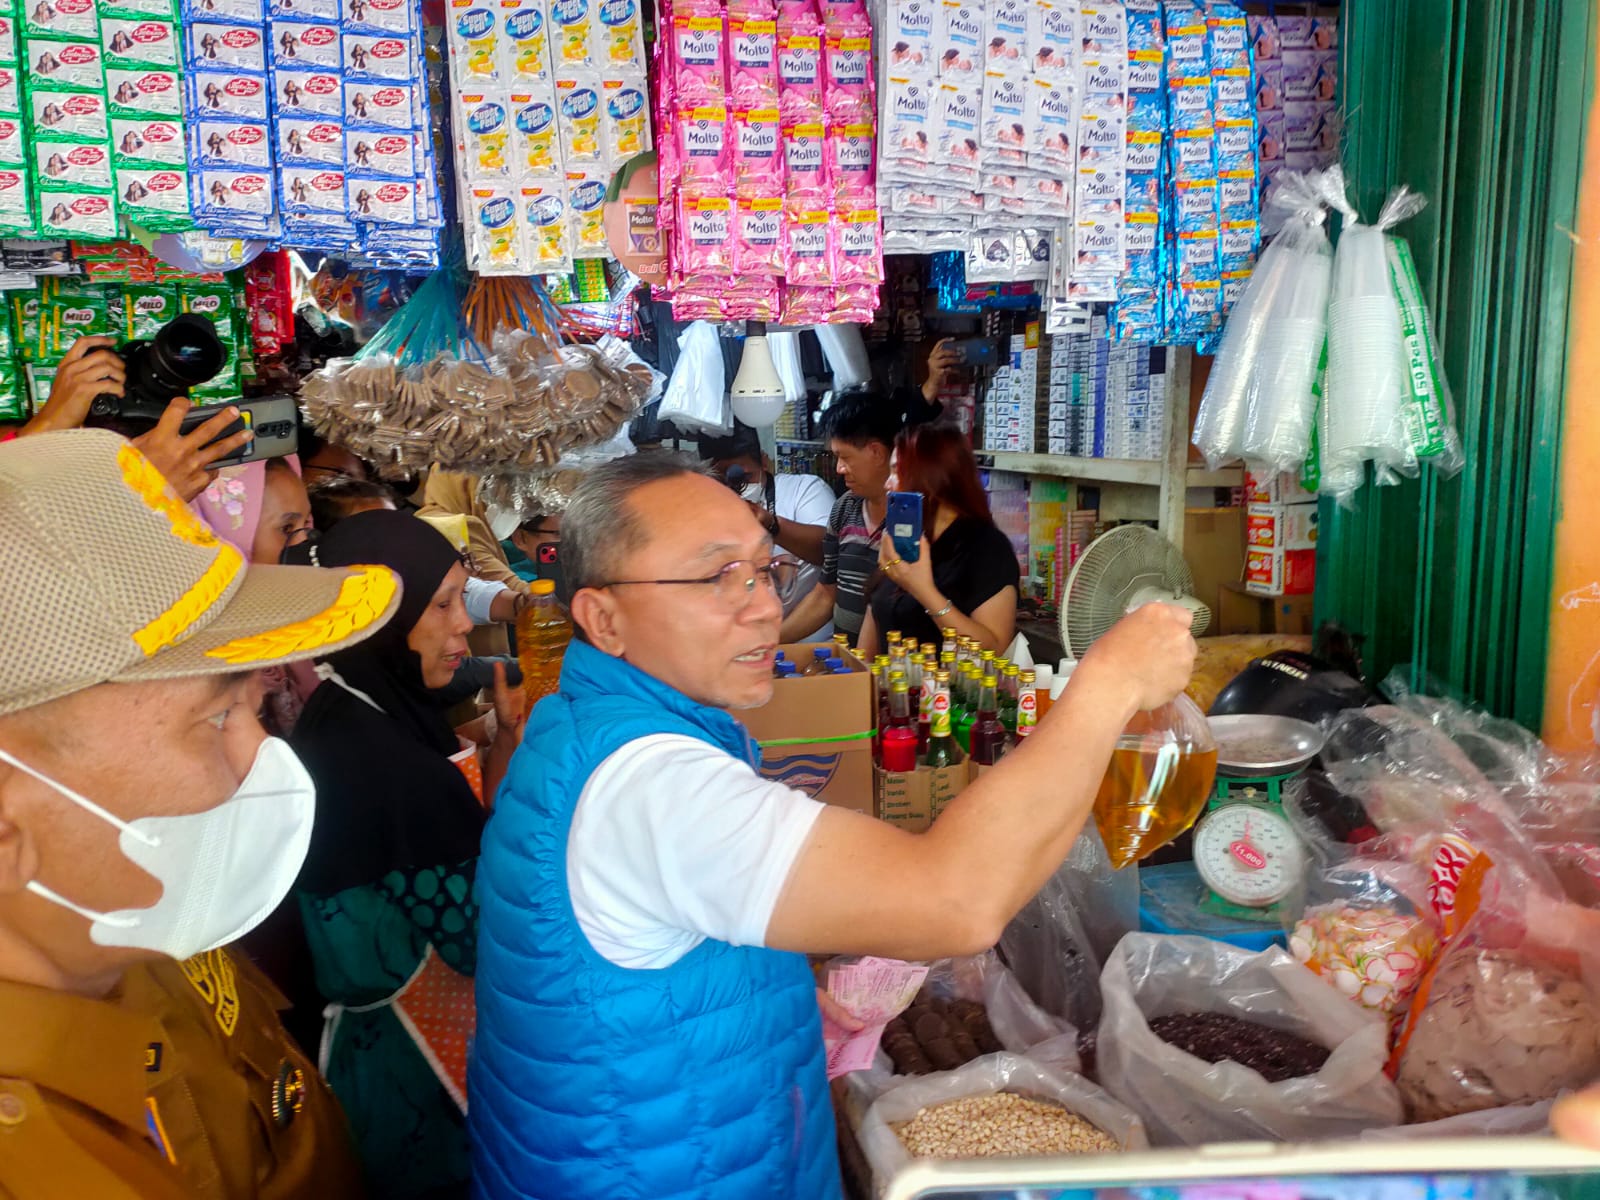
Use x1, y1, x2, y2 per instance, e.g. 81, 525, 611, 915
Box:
0, 429, 401, 1199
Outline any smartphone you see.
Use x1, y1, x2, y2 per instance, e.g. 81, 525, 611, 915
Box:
884, 1137, 1600, 1200
948, 336, 1001, 367
535, 541, 563, 594
180, 395, 299, 469
887, 491, 923, 563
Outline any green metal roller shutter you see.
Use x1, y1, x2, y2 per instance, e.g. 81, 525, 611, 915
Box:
1315, 0, 1594, 726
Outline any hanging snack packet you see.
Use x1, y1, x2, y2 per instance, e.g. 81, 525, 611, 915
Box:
187, 23, 266, 72
467, 183, 526, 273
676, 103, 729, 193
784, 201, 832, 284
676, 192, 733, 273
778, 283, 832, 325
729, 13, 778, 108
596, 0, 644, 69
734, 192, 783, 274
566, 166, 607, 256
548, 0, 597, 71
555, 75, 603, 165
601, 74, 649, 165
673, 5, 727, 106
731, 105, 781, 193
780, 117, 824, 200
449, 2, 502, 84
28, 38, 105, 92
108, 68, 182, 118
503, 2, 552, 87
823, 20, 872, 116
189, 70, 270, 121
270, 19, 342, 72
511, 91, 561, 174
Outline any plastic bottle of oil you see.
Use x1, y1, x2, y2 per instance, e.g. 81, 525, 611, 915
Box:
516, 579, 571, 705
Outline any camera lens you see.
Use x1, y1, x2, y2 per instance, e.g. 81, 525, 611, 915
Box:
148, 314, 226, 386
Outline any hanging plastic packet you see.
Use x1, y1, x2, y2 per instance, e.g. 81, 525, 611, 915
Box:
555, 75, 603, 166
348, 129, 418, 178
672, 4, 726, 106
1028, 0, 1075, 82
117, 165, 189, 229
343, 33, 411, 81
729, 12, 778, 108
675, 103, 729, 193
1080, 2, 1127, 93
193, 118, 271, 169
344, 79, 412, 127
187, 22, 266, 72
349, 175, 418, 224
193, 168, 274, 233
30, 90, 109, 142
548, 0, 597, 70
932, 81, 980, 165
460, 93, 512, 178
270, 19, 341, 71
601, 74, 649, 166
825, 119, 873, 200
823, 19, 872, 119
190, 70, 271, 121
278, 116, 345, 167
731, 105, 782, 193
521, 175, 574, 274
281, 165, 347, 220
981, 70, 1026, 151
735, 192, 783, 274
1320, 167, 1423, 490
882, 74, 931, 163
778, 283, 832, 324
276, 69, 344, 119
784, 201, 832, 284
566, 166, 608, 256
29, 38, 105, 92
934, 0, 980, 81
676, 192, 734, 273
833, 196, 882, 285
776, 18, 822, 122
1386, 232, 1465, 477
38, 190, 117, 240
596, 0, 645, 69
982, 0, 1025, 69
503, 0, 553, 87
1028, 77, 1075, 164
449, 2, 502, 84
466, 183, 525, 273
781, 117, 825, 200
511, 91, 561, 174
886, 0, 933, 71
109, 67, 182, 119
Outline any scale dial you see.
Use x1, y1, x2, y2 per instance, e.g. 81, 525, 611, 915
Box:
1193, 803, 1305, 907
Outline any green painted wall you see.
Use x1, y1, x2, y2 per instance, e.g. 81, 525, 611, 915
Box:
1315, 0, 1594, 726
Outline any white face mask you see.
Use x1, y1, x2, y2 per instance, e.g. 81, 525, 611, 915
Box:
740, 481, 765, 505
1, 737, 316, 961
485, 502, 521, 542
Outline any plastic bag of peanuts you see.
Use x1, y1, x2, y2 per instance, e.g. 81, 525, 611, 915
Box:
857, 1053, 1146, 1196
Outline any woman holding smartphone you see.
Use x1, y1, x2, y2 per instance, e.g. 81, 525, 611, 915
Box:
857, 423, 1020, 656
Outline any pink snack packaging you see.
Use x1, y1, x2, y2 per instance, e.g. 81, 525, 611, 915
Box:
676, 104, 732, 193
777, 18, 824, 123
671, 2, 728, 107
784, 201, 834, 284
832, 195, 883, 285
735, 192, 785, 274
825, 118, 875, 199
781, 118, 827, 201
729, 13, 779, 108
824, 20, 873, 102
732, 106, 783, 194
676, 193, 736, 273
779, 283, 835, 324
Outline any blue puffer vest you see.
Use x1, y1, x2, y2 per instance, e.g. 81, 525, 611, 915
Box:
469, 640, 842, 1200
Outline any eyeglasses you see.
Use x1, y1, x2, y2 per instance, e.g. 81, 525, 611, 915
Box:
600, 557, 801, 611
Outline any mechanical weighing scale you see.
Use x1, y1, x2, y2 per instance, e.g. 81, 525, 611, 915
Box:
1139, 715, 1327, 950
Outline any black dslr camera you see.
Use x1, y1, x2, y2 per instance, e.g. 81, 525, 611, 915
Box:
88, 313, 296, 466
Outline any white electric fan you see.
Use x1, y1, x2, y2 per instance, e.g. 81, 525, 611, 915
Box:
1059, 524, 1212, 660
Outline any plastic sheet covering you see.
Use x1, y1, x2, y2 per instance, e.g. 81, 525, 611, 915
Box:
657, 320, 733, 436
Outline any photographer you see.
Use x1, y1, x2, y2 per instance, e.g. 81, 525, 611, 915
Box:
14, 334, 253, 502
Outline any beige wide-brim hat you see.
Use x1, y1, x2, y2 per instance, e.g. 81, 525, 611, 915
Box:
0, 429, 401, 717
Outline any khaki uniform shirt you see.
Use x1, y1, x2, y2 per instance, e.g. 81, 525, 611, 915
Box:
0, 949, 365, 1200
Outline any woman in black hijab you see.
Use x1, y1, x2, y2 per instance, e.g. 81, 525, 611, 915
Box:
287, 509, 523, 1200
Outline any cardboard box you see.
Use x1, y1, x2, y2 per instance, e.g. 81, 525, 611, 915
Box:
740, 643, 873, 815
1184, 507, 1246, 635
874, 764, 970, 833
1244, 546, 1316, 596
1246, 501, 1318, 552
1244, 468, 1317, 507
1219, 581, 1315, 634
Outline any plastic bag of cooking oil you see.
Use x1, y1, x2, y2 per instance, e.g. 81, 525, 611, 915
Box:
1092, 692, 1218, 870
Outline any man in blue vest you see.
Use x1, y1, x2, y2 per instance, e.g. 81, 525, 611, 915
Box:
471, 453, 1197, 1199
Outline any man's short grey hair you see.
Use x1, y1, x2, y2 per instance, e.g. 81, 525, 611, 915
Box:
559, 451, 712, 605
